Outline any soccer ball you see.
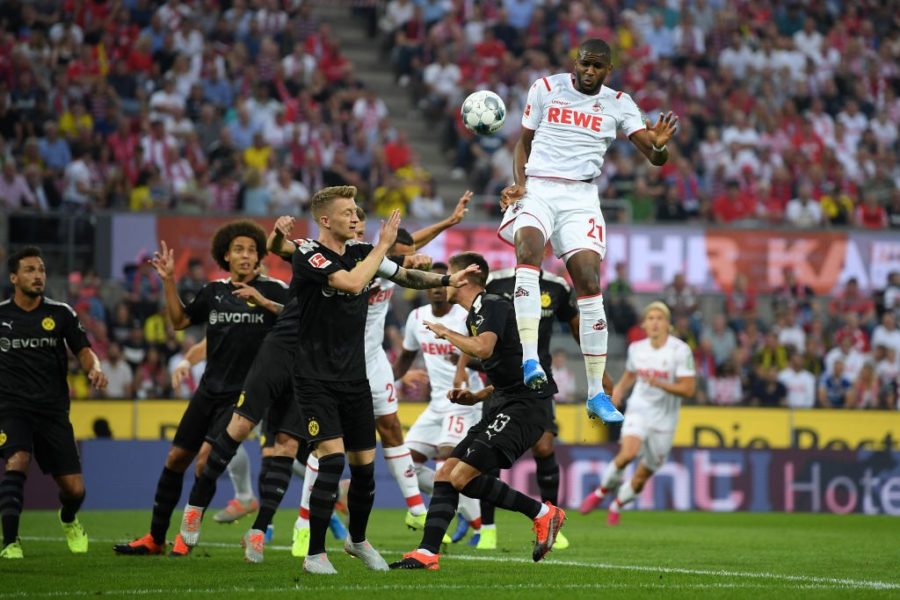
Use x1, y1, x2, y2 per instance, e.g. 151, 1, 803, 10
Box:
461, 90, 507, 135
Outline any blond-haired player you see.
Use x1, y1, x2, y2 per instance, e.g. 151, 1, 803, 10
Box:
579, 302, 696, 525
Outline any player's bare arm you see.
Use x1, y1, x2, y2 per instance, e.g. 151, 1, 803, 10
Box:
172, 337, 206, 389
231, 281, 283, 315
447, 385, 494, 406
501, 127, 535, 203
646, 375, 696, 398
78, 347, 108, 390
410, 190, 473, 249
151, 240, 191, 330
392, 349, 418, 381
402, 253, 433, 270
389, 263, 480, 290
611, 370, 637, 408
328, 209, 401, 294
267, 215, 296, 257
629, 111, 678, 166
426, 321, 497, 360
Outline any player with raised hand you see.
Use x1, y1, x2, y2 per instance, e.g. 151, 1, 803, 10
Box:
580, 302, 696, 524
114, 221, 288, 557
0, 246, 107, 559
289, 186, 479, 575
499, 38, 677, 424
390, 252, 565, 572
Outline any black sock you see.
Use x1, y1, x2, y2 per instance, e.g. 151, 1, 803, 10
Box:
421, 481, 459, 554
347, 462, 375, 544
1, 471, 26, 546
188, 432, 241, 508
251, 456, 293, 531
257, 456, 272, 501
308, 453, 344, 555
150, 467, 184, 545
534, 453, 560, 506
479, 467, 499, 526
462, 475, 542, 520
59, 491, 85, 523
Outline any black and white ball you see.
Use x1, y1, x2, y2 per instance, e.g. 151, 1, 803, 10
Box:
461, 90, 507, 135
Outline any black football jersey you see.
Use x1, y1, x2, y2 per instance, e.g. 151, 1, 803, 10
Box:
466, 292, 544, 396
485, 268, 576, 390
291, 238, 398, 381
184, 275, 289, 394
0, 296, 91, 414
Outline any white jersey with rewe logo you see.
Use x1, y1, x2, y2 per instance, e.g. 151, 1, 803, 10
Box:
364, 277, 395, 356
624, 335, 695, 432
403, 303, 482, 411
522, 73, 645, 181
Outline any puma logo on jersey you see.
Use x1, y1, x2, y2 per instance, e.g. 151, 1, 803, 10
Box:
546, 107, 603, 132
592, 319, 607, 331
0, 321, 11, 329
514, 286, 529, 298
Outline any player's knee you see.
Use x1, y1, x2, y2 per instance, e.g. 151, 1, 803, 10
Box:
5, 451, 31, 472
410, 449, 428, 464
434, 461, 454, 482
273, 434, 299, 458
61, 479, 85, 500
532, 435, 554, 458
164, 447, 193, 472
227, 415, 255, 440
514, 230, 544, 265
376, 416, 404, 447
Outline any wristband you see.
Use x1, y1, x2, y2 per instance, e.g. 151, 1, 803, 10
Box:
176, 359, 191, 371
440, 274, 451, 286
652, 144, 667, 153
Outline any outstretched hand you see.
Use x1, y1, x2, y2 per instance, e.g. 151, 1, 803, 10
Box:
646, 111, 679, 147
378, 209, 402, 250
500, 183, 525, 206
447, 264, 481, 288
274, 216, 295, 237
151, 241, 175, 281
423, 320, 451, 340
448, 191, 473, 225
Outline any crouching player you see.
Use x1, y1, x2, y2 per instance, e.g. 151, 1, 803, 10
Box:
580, 301, 695, 524
390, 252, 565, 571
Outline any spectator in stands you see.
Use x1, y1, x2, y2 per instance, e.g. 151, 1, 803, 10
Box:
775, 310, 805, 354
872, 313, 900, 359
849, 362, 881, 409
409, 178, 444, 220
725, 273, 757, 332
753, 331, 790, 377
854, 190, 889, 229
778, 352, 817, 409
881, 272, 900, 317
750, 366, 787, 408
785, 183, 823, 228
703, 313, 737, 369
772, 268, 815, 323
824, 334, 867, 381
818, 358, 851, 409
134, 346, 171, 399
37, 122, 71, 174
551, 350, 576, 404
711, 180, 755, 223
0, 159, 37, 209
830, 278, 877, 327
99, 342, 134, 399
268, 165, 310, 215
126, 257, 161, 321
663, 273, 700, 333
706, 359, 743, 406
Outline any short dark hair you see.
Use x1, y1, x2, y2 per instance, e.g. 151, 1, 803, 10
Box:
210, 221, 268, 271
8, 246, 42, 274
448, 252, 488, 288
432, 261, 448, 272
395, 228, 414, 247
356, 206, 367, 222
579, 38, 612, 58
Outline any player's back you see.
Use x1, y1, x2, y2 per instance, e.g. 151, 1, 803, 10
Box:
364, 277, 396, 357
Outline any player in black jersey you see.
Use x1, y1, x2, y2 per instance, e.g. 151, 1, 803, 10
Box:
114, 221, 288, 557
291, 185, 479, 575
390, 252, 566, 571
462, 269, 613, 550
0, 246, 108, 559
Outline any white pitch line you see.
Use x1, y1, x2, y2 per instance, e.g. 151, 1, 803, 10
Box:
18, 536, 900, 592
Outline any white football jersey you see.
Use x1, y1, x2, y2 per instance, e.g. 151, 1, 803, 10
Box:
522, 73, 646, 181
624, 335, 695, 431
364, 277, 396, 356
403, 304, 482, 411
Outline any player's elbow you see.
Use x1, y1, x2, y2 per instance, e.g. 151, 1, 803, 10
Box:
681, 379, 697, 398
473, 346, 493, 360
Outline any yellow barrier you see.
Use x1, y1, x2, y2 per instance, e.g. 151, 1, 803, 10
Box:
72, 401, 899, 450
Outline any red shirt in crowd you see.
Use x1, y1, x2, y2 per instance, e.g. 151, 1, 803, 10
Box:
712, 189, 756, 223
854, 204, 888, 228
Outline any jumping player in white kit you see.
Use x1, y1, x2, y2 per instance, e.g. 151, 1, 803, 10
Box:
579, 302, 696, 525
393, 262, 485, 534
499, 38, 678, 424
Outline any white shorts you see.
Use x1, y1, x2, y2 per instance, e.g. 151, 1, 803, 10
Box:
367, 349, 398, 417
406, 403, 482, 459
621, 411, 675, 472
497, 176, 606, 261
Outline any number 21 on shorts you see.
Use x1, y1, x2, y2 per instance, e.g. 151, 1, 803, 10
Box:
586, 218, 604, 241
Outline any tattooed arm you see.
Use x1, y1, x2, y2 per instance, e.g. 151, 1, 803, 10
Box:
388, 263, 480, 290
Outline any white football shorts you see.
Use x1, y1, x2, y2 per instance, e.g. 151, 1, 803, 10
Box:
406, 404, 481, 459
367, 349, 399, 417
621, 410, 675, 472
497, 176, 607, 261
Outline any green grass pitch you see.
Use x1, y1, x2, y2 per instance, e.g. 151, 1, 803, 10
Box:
5, 509, 899, 599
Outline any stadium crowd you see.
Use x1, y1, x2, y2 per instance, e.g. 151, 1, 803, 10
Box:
385, 0, 899, 224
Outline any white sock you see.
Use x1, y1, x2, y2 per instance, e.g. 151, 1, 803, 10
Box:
292, 459, 306, 480
384, 445, 426, 515
535, 503, 549, 518
415, 463, 435, 495
599, 461, 623, 495
228, 444, 255, 503
481, 524, 496, 531
612, 481, 636, 512
295, 455, 318, 528
457, 494, 481, 529
514, 266, 541, 363
417, 548, 435, 556
578, 294, 609, 398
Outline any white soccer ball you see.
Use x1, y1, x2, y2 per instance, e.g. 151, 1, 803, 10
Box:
461, 90, 507, 135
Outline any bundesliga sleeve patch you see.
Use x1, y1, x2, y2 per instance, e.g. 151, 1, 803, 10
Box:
308, 253, 332, 269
